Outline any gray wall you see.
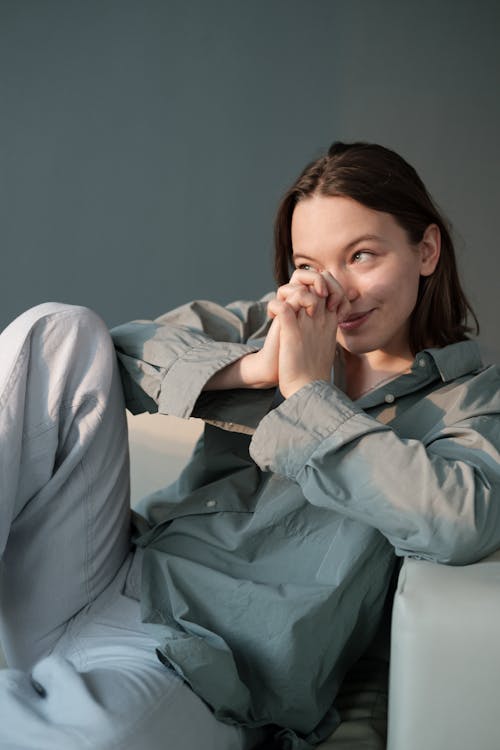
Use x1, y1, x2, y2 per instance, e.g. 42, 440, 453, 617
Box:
1, 0, 499, 355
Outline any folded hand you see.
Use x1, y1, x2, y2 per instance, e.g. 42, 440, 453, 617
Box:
267, 269, 350, 398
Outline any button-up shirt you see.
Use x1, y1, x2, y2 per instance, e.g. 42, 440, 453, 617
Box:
111, 295, 500, 750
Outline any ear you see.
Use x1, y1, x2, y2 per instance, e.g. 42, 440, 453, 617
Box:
419, 224, 441, 276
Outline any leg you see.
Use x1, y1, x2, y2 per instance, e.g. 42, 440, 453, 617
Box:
0, 303, 268, 749
0, 303, 131, 669
0, 556, 268, 749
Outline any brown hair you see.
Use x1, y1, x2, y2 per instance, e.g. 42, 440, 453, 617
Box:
274, 141, 479, 353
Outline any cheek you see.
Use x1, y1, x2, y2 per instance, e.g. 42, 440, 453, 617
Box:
365, 277, 400, 302
369, 273, 420, 314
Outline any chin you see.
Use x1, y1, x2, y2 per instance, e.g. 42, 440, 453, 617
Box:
337, 336, 379, 356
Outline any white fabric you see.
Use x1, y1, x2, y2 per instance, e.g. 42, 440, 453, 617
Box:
0, 302, 131, 668
0, 303, 265, 750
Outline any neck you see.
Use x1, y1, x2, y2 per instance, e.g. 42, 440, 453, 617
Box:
341, 349, 414, 400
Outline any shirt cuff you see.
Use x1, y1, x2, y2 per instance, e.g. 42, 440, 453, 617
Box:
249, 380, 373, 478
158, 342, 259, 419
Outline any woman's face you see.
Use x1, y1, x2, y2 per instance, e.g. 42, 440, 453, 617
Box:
290, 194, 440, 362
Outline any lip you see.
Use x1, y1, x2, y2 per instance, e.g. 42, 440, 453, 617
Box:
338, 309, 374, 331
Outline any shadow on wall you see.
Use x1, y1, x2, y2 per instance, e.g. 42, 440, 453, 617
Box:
479, 343, 500, 367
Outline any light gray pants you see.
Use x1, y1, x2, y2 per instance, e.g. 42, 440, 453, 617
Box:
0, 303, 265, 750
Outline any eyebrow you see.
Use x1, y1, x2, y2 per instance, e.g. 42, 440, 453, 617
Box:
292, 233, 386, 260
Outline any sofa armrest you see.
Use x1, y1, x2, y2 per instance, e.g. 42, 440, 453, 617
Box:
387, 551, 500, 750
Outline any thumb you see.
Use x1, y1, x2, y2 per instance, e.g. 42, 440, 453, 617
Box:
264, 315, 281, 350
276, 301, 301, 343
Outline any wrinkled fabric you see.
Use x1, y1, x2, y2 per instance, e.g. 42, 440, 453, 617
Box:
111, 296, 500, 749
0, 302, 265, 750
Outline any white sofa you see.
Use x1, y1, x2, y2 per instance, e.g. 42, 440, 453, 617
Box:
387, 549, 500, 750
128, 412, 500, 750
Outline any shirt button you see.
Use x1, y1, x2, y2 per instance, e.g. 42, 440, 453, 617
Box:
206, 499, 217, 508
384, 393, 395, 404
418, 358, 426, 367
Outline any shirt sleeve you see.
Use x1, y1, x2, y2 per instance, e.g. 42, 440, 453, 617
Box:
110, 295, 275, 426
249, 375, 500, 565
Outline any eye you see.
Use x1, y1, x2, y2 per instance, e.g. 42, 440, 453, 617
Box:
295, 262, 315, 271
351, 250, 373, 263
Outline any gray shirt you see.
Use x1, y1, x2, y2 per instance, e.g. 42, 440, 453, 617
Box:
111, 295, 500, 749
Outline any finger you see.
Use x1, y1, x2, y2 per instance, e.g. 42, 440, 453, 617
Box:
323, 269, 349, 318
289, 269, 329, 298
286, 289, 323, 317
317, 271, 346, 311
290, 268, 344, 300
269, 294, 302, 318
278, 280, 325, 304
274, 300, 300, 337
326, 294, 349, 319
336, 297, 352, 323
262, 314, 281, 354
276, 282, 302, 302
268, 297, 292, 319
276, 285, 323, 317
267, 299, 296, 332
266, 315, 281, 342
327, 292, 347, 312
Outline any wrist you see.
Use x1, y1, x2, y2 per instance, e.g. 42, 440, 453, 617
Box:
281, 375, 330, 399
239, 351, 277, 389
205, 352, 277, 391
281, 377, 312, 399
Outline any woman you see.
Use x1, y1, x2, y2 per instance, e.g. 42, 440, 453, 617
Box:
0, 142, 499, 750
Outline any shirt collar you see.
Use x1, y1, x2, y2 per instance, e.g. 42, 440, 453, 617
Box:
335, 339, 483, 408
422, 340, 483, 382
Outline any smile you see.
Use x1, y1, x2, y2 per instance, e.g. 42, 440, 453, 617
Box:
338, 310, 374, 331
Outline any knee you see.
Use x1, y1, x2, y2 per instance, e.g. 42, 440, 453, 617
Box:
25, 302, 105, 331
49, 303, 110, 341
44, 305, 116, 367
3, 303, 114, 368
6, 301, 103, 332
21, 302, 110, 346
